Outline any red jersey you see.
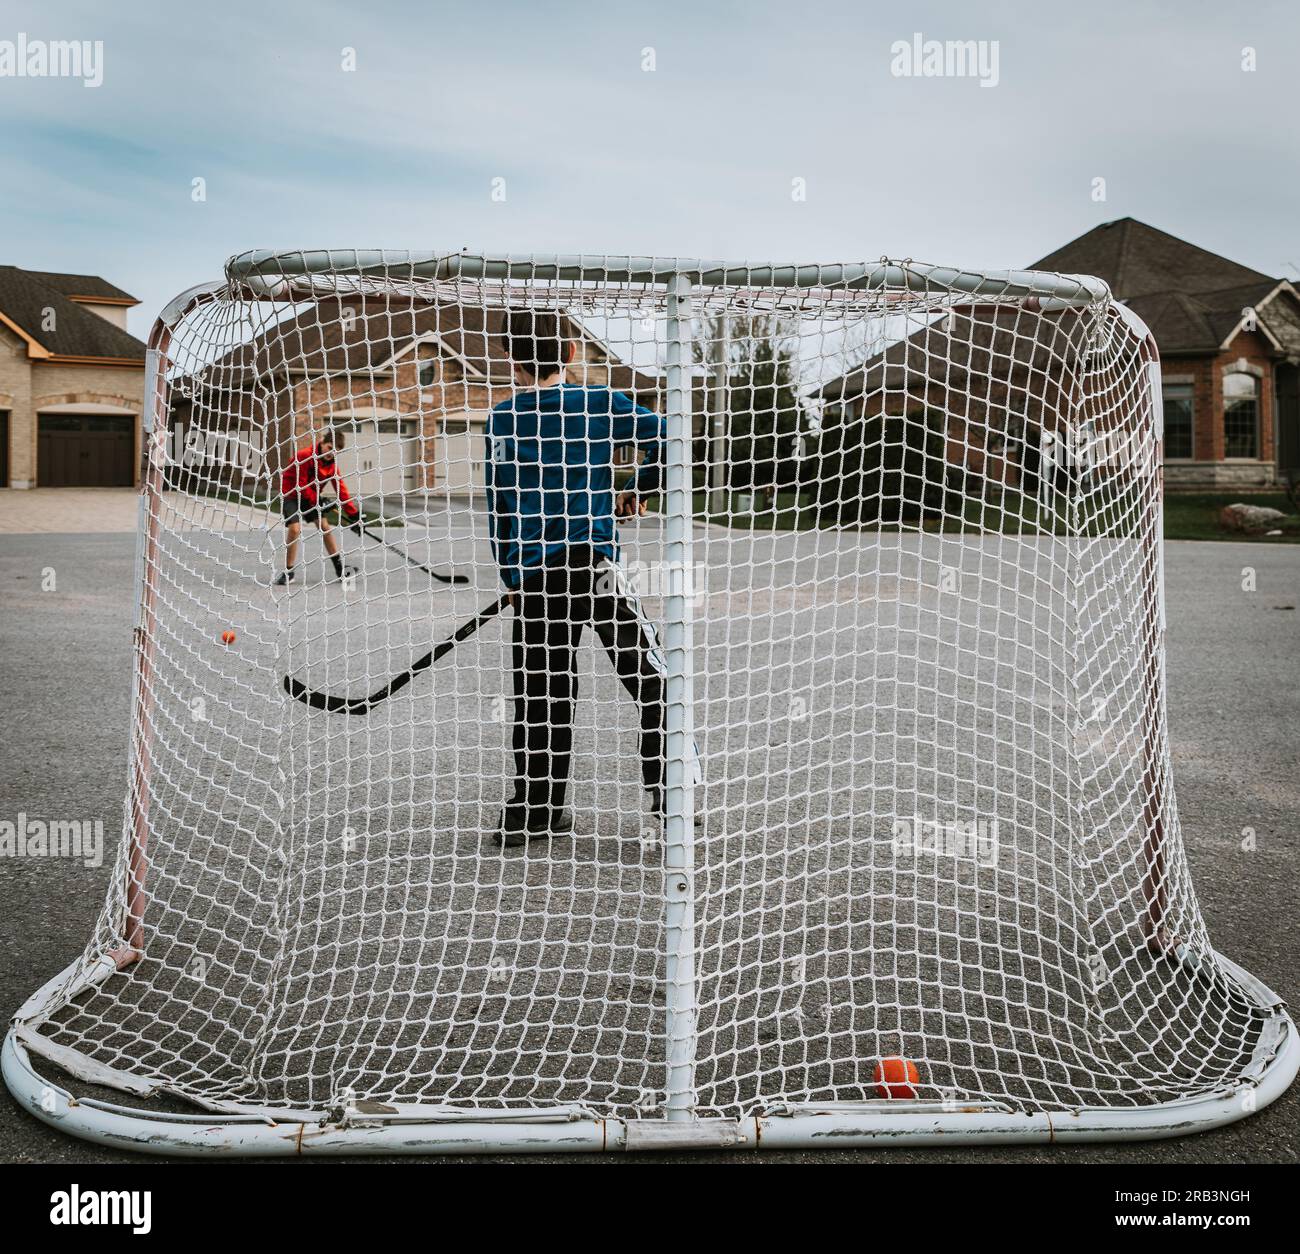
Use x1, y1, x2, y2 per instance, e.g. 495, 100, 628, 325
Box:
281, 445, 358, 515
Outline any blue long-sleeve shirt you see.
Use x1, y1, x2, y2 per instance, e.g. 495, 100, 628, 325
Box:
484, 384, 666, 589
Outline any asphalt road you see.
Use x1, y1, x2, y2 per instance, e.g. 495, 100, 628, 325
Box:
0, 530, 1296, 1164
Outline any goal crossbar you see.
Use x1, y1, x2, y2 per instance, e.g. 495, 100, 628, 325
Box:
226, 248, 1110, 304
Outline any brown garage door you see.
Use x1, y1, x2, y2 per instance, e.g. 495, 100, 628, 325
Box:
38, 415, 135, 487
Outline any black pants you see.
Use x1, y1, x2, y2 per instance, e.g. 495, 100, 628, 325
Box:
510, 547, 665, 818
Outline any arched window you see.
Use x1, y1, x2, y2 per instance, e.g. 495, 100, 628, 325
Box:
1223, 371, 1259, 459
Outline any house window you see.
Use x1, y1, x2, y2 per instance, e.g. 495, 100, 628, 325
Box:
418, 361, 437, 387
1223, 372, 1259, 459
1162, 384, 1195, 459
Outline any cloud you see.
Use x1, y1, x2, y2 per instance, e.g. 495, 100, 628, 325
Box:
3, 0, 1297, 335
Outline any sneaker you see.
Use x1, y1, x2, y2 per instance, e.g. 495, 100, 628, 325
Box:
494, 807, 576, 848
331, 563, 358, 582
273, 569, 298, 586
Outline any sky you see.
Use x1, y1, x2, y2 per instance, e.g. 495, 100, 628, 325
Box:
2, 0, 1298, 339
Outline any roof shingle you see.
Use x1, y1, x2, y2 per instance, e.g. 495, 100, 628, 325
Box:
1031, 218, 1294, 353
19, 269, 138, 304
0, 265, 146, 360
218, 297, 660, 401
822, 219, 1300, 405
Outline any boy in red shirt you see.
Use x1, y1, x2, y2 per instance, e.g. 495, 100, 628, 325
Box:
275, 435, 361, 585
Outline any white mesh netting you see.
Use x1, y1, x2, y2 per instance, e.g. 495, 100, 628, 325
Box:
15, 252, 1283, 1130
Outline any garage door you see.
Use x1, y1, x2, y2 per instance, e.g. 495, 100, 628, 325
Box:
332, 418, 418, 506
439, 414, 488, 497
38, 415, 135, 487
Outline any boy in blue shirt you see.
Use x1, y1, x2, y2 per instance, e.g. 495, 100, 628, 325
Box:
485, 309, 671, 847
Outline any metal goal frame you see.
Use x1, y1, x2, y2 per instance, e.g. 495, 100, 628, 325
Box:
5, 250, 1295, 1155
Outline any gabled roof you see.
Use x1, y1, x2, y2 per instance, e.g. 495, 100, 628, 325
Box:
216, 297, 661, 401
819, 221, 1300, 407
814, 305, 1095, 429
1032, 218, 1273, 298
1031, 219, 1298, 353
0, 265, 146, 362
19, 269, 139, 305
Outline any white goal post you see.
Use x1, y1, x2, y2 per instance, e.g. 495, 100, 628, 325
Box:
4, 248, 1295, 1156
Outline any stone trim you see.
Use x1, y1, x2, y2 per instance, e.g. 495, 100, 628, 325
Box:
1223, 359, 1265, 379
33, 391, 141, 412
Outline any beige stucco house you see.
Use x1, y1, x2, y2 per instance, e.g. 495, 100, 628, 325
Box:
0, 266, 147, 489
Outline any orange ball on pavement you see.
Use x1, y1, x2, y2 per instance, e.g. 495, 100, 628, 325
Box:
873, 1056, 920, 1099
221, 630, 237, 646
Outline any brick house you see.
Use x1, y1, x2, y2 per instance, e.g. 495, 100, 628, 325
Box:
814, 220, 1300, 494
177, 298, 661, 502
0, 267, 147, 488
1034, 219, 1300, 490
813, 302, 1092, 500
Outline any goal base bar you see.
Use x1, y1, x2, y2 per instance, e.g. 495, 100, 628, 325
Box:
6, 957, 1295, 1157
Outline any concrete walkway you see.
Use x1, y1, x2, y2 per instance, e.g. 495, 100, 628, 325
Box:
0, 488, 277, 534
0, 488, 140, 533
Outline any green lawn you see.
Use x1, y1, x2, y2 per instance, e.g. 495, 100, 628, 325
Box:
1160, 493, 1300, 543
646, 487, 1300, 544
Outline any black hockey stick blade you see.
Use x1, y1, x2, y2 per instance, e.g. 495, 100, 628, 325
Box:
282, 593, 509, 716
357, 521, 469, 585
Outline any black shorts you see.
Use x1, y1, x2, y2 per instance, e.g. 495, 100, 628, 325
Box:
282, 494, 323, 525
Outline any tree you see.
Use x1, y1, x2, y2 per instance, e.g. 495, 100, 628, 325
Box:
694, 313, 807, 510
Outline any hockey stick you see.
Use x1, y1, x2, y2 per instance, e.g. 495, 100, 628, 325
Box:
283, 592, 510, 715
351, 519, 469, 585
319, 500, 468, 585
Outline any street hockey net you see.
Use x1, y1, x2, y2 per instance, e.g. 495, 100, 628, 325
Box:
4, 251, 1294, 1154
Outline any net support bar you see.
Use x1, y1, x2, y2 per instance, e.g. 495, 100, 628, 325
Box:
662, 273, 698, 1120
